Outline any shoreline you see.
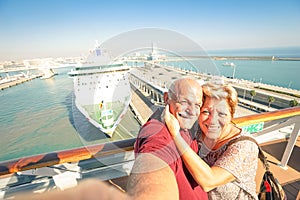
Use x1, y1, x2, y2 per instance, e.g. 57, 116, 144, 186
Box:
212, 56, 300, 61
2, 58, 300, 94
0, 74, 43, 90
182, 55, 300, 61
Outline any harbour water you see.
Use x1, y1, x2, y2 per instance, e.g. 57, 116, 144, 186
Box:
160, 58, 300, 90
215, 59, 300, 90
0, 58, 300, 162
0, 67, 140, 162
209, 47, 300, 90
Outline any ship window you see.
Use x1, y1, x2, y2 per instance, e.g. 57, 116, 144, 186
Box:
106, 86, 108, 88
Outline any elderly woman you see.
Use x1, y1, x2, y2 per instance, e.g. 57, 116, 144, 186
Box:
164, 82, 259, 200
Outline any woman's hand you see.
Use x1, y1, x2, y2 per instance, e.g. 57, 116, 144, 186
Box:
163, 104, 180, 138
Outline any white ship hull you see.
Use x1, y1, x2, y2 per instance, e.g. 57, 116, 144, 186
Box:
69, 63, 131, 137
69, 41, 132, 137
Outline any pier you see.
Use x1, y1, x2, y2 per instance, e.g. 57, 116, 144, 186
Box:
0, 74, 42, 90
129, 62, 300, 112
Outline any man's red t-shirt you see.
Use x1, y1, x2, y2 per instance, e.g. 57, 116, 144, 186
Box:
134, 113, 207, 200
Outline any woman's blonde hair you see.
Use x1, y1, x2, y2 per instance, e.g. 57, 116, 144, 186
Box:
202, 82, 238, 118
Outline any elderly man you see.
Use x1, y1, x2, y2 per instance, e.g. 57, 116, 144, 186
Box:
127, 77, 207, 200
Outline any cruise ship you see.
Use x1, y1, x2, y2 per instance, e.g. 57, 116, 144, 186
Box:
68, 42, 131, 137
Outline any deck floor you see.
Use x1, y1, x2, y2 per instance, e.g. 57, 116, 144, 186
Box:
259, 137, 300, 200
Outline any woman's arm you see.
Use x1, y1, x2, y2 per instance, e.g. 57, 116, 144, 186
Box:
164, 105, 235, 192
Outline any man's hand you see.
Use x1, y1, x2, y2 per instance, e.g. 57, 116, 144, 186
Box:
163, 104, 180, 138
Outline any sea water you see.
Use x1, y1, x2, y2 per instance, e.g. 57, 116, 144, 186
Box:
160, 59, 300, 90
0, 58, 299, 161
215, 59, 300, 90
209, 47, 300, 90
0, 68, 82, 161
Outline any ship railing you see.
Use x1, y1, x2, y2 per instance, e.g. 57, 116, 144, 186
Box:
233, 106, 300, 169
0, 107, 299, 195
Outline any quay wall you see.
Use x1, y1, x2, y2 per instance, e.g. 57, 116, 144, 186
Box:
130, 63, 300, 113
0, 74, 42, 90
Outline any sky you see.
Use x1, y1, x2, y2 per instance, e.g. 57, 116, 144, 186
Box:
0, 0, 299, 61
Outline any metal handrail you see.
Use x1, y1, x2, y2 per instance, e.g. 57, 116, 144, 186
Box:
235, 106, 300, 168
0, 106, 300, 176
233, 106, 300, 126
0, 138, 135, 176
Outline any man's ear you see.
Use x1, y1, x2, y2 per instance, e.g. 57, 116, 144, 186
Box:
163, 92, 169, 105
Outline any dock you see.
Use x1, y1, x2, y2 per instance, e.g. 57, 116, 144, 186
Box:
0, 74, 42, 90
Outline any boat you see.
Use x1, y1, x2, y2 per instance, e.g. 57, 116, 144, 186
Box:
40, 68, 56, 79
68, 41, 132, 137
222, 62, 235, 67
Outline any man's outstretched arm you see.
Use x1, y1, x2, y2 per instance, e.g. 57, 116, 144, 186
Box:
127, 153, 179, 200
14, 179, 127, 200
